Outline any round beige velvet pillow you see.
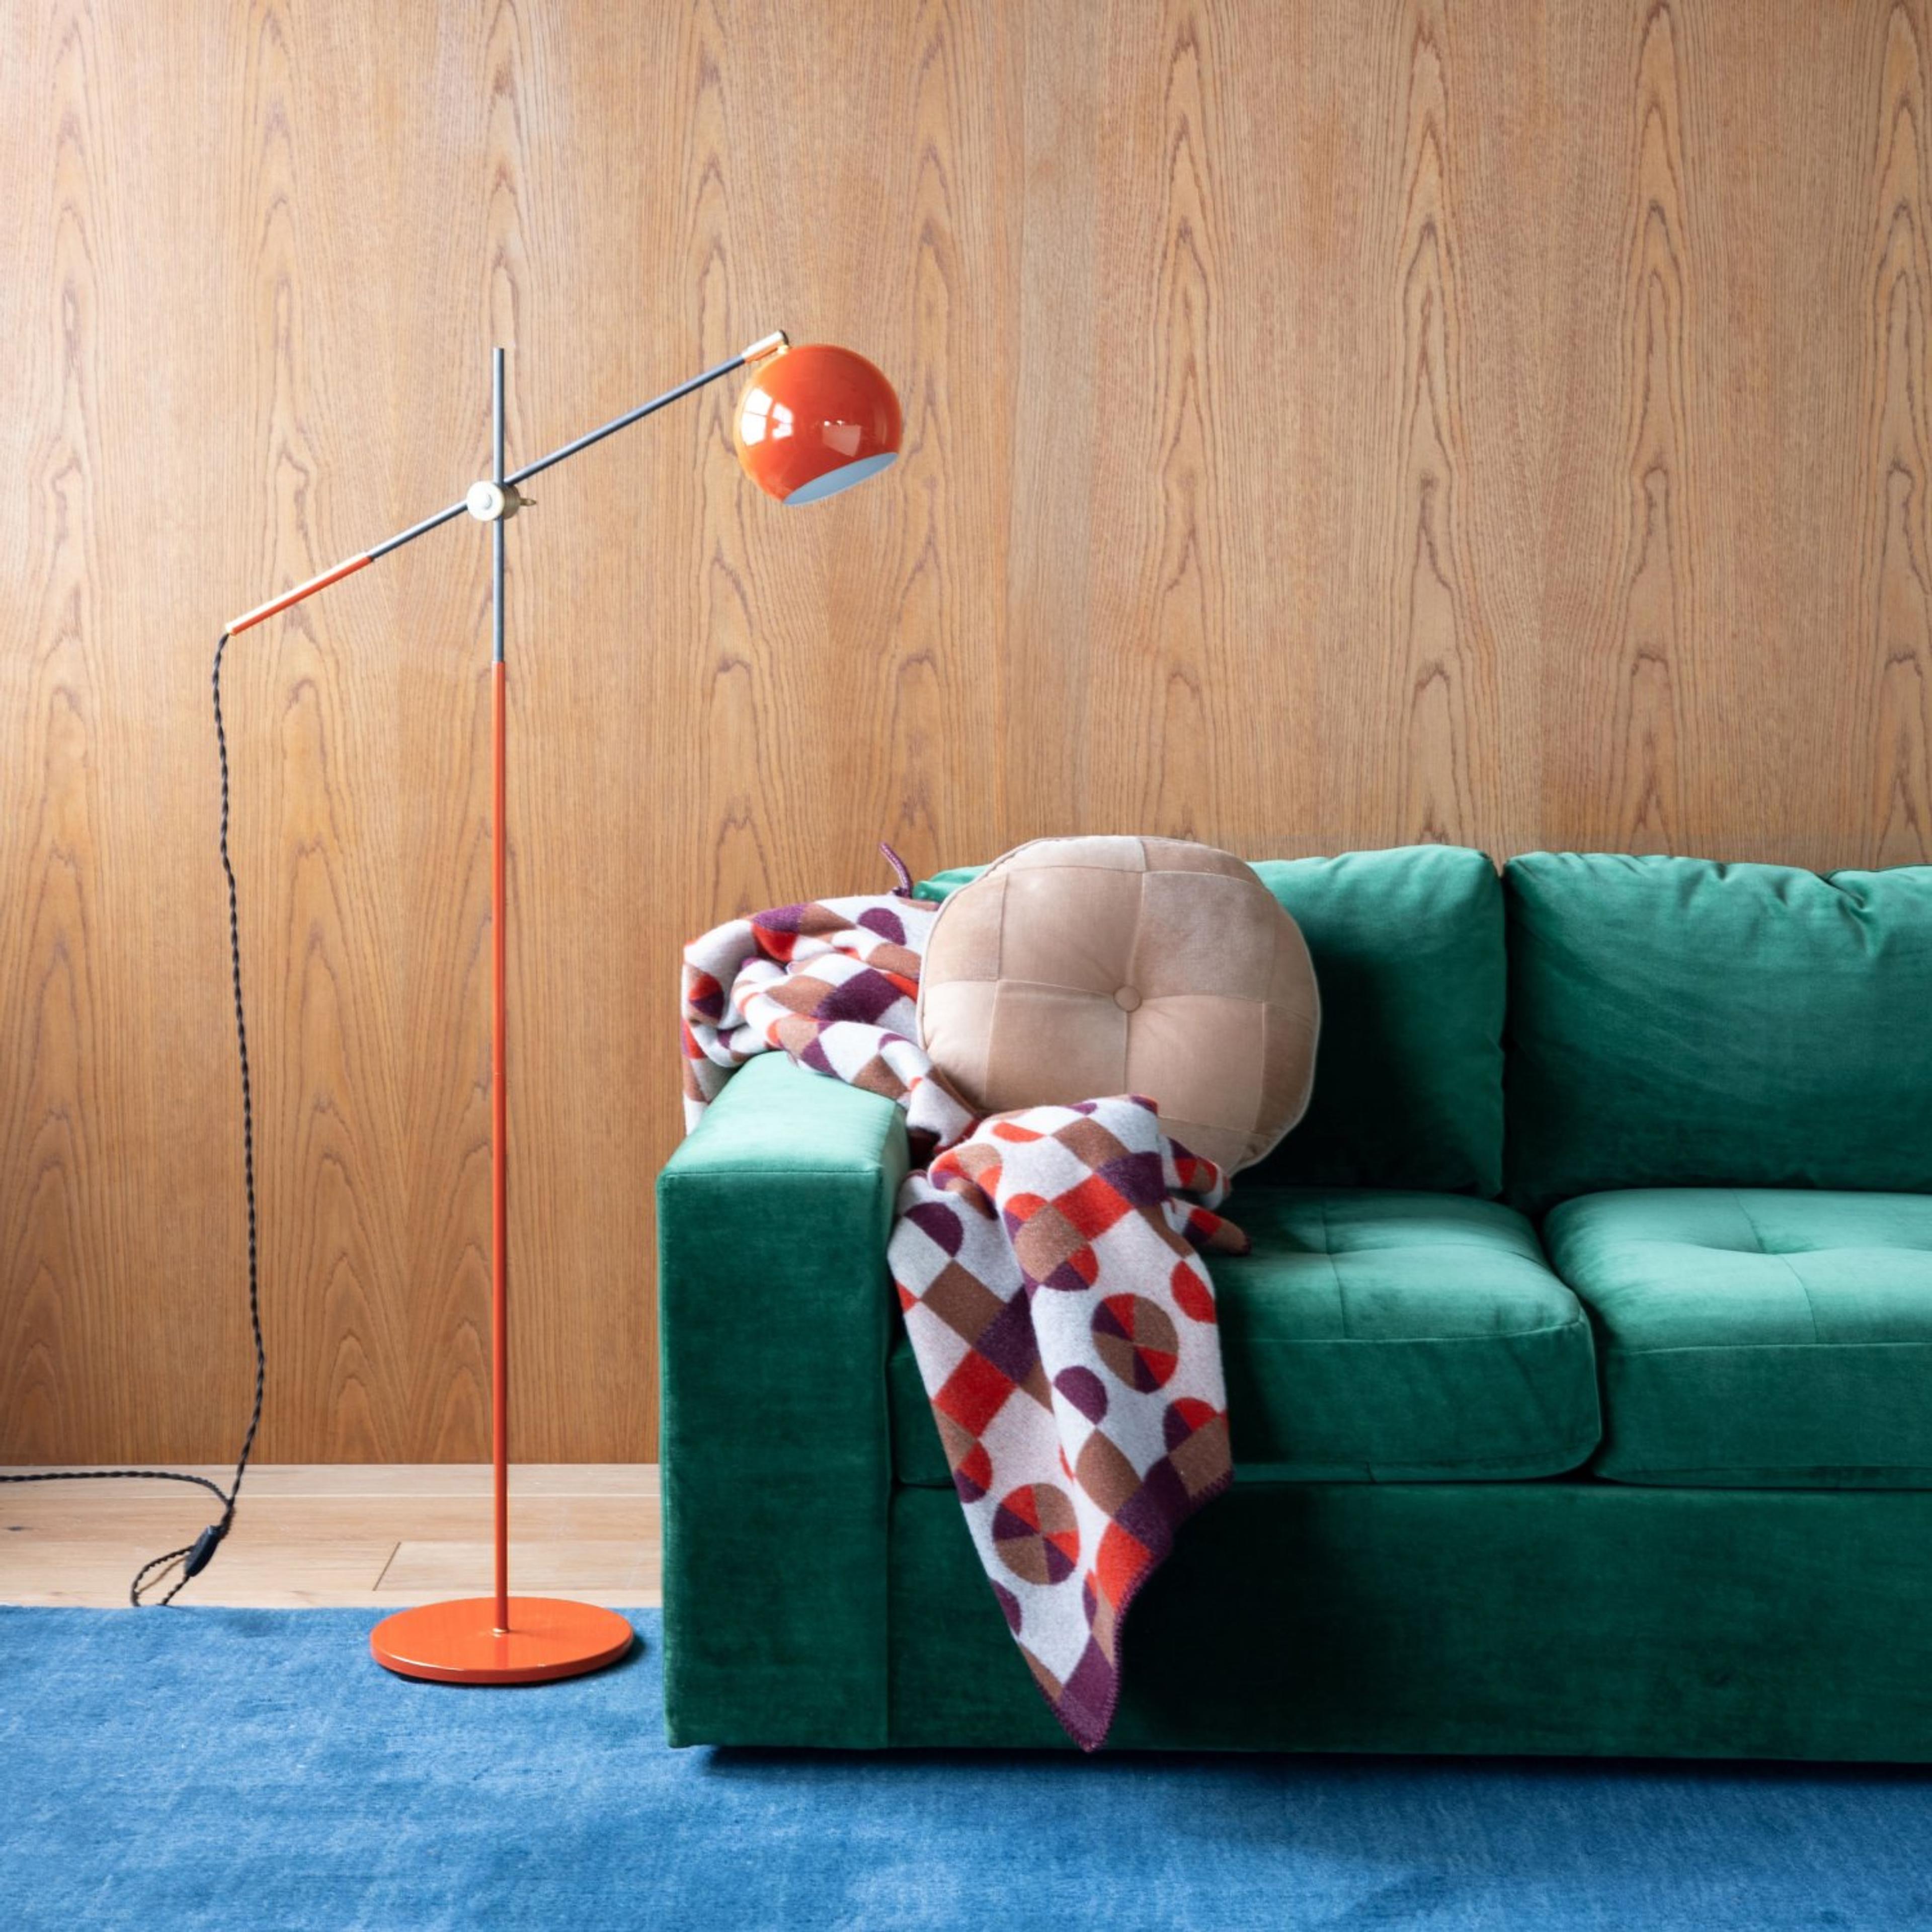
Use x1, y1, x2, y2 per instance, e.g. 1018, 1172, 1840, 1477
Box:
916, 835, 1320, 1173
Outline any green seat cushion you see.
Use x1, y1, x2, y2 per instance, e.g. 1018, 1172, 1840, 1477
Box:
923, 846, 1506, 1194
1546, 1188, 1932, 1488
891, 1188, 1599, 1485
1505, 854, 1932, 1213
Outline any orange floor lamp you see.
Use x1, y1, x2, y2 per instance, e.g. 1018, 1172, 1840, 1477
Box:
218, 334, 902, 1683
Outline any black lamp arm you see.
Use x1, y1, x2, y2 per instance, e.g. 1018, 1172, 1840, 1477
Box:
223, 334, 785, 635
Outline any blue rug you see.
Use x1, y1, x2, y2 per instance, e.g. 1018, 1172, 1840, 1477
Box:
4, 1608, 1930, 1929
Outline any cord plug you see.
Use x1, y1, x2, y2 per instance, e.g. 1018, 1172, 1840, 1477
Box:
183, 1521, 227, 1580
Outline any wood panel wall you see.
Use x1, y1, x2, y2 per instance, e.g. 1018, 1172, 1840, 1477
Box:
4, 1, 1927, 1463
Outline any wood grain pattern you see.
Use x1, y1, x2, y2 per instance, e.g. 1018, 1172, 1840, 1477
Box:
3, 2, 1926, 1463
1854, 2, 1932, 864
1375, 1, 1500, 851
1592, 0, 1702, 852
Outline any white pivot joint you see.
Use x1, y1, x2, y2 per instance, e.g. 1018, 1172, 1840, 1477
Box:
465, 479, 529, 523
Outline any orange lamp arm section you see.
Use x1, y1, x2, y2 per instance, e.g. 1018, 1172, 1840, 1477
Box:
224, 554, 375, 636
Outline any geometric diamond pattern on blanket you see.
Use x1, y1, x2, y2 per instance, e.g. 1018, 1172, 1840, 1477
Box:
892, 1096, 1242, 1749
681, 892, 973, 1157
681, 888, 1243, 1749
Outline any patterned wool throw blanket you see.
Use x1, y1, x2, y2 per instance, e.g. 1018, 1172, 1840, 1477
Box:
681, 883, 1243, 1749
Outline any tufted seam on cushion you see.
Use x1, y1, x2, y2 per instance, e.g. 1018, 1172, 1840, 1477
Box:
1733, 1187, 1823, 1341
1323, 1237, 1548, 1257
1258, 996, 1273, 1151
1316, 1191, 1355, 1339
1359, 1429, 1602, 1480
1615, 1338, 1932, 1356
1162, 1113, 1273, 1158
1594, 1466, 1932, 1484
1240, 1320, 1595, 1347
1129, 861, 1148, 1033
1315, 1214, 1546, 1256
976, 976, 1128, 1000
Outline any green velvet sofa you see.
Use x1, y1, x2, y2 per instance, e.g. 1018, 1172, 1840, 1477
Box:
658, 849, 1932, 1757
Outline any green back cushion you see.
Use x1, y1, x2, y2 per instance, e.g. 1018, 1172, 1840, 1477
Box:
1504, 854, 1932, 1212
920, 845, 1506, 1195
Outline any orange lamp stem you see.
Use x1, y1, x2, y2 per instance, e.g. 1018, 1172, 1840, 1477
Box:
490, 349, 512, 1637
369, 348, 633, 1682
491, 655, 509, 1631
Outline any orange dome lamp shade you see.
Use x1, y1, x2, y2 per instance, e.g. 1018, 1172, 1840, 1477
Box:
733, 341, 902, 505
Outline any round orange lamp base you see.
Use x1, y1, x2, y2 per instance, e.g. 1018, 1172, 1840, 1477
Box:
370, 1596, 635, 1685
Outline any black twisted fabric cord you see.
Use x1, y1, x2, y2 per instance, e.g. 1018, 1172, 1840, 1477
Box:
0, 630, 266, 1605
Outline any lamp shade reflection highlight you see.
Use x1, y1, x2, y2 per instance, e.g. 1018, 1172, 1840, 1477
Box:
733, 344, 902, 504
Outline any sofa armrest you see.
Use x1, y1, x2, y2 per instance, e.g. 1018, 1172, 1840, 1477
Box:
657, 1051, 908, 1746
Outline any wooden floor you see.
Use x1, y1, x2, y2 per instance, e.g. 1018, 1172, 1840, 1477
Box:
0, 1466, 661, 1608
